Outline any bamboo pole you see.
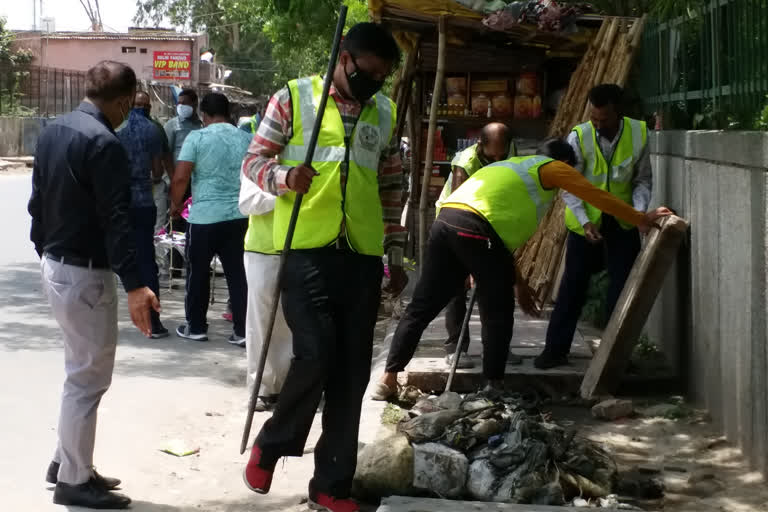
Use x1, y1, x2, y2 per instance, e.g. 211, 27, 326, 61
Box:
393, 42, 419, 120
418, 16, 446, 274
394, 39, 420, 141
581, 18, 621, 120
515, 16, 649, 307
615, 15, 647, 85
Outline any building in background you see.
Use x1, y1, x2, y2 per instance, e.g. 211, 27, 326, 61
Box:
12, 27, 208, 86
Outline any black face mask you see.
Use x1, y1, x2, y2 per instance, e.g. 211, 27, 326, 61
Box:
345, 56, 385, 103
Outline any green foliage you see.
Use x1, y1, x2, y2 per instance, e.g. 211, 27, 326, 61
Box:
381, 403, 405, 425
134, 0, 369, 94
580, 270, 610, 328
662, 396, 694, 420
1, 17, 36, 116
754, 96, 768, 131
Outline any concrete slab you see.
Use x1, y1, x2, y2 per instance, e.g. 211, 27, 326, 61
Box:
392, 305, 597, 394
404, 356, 588, 394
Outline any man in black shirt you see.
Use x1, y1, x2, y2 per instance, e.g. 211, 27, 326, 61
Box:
28, 61, 158, 510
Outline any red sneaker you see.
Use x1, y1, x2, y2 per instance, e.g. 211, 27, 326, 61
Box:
222, 312, 233, 322
308, 492, 360, 512
243, 444, 273, 494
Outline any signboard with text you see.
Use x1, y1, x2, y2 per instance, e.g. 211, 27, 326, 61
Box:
153, 51, 191, 80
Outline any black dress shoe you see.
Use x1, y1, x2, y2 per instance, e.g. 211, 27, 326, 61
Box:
533, 351, 569, 370
53, 478, 131, 509
46, 461, 121, 490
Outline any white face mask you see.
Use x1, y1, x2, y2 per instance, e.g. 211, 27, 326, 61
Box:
177, 104, 194, 120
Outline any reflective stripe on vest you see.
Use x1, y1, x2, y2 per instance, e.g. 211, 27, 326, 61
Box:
443, 155, 556, 252
565, 117, 647, 235
274, 76, 395, 255
435, 141, 518, 211
250, 115, 259, 134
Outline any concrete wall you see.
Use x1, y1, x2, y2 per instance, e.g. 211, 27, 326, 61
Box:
646, 130, 768, 474
0, 117, 49, 157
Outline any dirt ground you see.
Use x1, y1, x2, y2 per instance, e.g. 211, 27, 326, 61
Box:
545, 402, 768, 512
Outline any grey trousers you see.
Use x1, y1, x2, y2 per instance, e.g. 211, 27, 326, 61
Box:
41, 257, 118, 485
153, 180, 169, 234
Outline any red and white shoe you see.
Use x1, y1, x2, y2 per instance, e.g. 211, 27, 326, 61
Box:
308, 492, 360, 512
242, 444, 273, 494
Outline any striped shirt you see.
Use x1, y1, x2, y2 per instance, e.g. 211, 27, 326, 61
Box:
242, 81, 406, 266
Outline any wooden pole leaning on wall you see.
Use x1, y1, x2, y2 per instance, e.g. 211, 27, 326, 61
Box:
580, 215, 689, 399
418, 16, 446, 275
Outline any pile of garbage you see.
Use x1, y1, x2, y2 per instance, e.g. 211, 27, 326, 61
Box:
481, 1, 596, 32
354, 388, 657, 508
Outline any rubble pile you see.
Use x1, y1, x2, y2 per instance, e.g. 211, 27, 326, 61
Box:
355, 388, 659, 508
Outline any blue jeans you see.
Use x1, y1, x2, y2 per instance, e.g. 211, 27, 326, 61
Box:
129, 205, 161, 330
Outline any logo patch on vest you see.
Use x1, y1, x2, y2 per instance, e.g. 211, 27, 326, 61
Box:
358, 124, 379, 152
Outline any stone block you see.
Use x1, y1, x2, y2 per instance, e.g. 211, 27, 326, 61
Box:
412, 442, 468, 498
353, 433, 414, 499
591, 399, 634, 420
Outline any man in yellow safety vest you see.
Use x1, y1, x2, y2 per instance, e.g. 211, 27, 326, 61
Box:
435, 123, 517, 370
240, 23, 406, 512
371, 138, 671, 399
535, 84, 653, 370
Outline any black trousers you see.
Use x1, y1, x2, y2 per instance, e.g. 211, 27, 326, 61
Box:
255, 248, 383, 498
544, 215, 641, 357
444, 288, 470, 355
130, 206, 161, 330
385, 208, 516, 380
185, 219, 248, 337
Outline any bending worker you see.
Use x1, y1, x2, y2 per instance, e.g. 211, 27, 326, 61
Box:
435, 123, 516, 371
535, 84, 652, 369
372, 138, 671, 399
240, 23, 407, 512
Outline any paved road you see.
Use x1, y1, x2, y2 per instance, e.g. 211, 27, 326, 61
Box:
0, 171, 387, 511
0, 173, 36, 265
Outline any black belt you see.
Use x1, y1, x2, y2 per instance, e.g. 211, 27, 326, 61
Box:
45, 252, 109, 270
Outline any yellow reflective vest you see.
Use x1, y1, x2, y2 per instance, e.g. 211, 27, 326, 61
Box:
274, 76, 396, 256
565, 117, 647, 235
435, 141, 517, 209
442, 155, 556, 252
244, 211, 278, 255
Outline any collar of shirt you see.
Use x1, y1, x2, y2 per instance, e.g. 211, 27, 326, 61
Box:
77, 101, 115, 134
597, 118, 624, 148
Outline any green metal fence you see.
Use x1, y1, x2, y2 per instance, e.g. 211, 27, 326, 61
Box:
637, 0, 768, 129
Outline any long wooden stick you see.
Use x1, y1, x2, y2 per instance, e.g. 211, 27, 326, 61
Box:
445, 287, 477, 392
418, 16, 446, 274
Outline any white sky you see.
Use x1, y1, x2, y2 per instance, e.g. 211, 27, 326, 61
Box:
0, 0, 168, 32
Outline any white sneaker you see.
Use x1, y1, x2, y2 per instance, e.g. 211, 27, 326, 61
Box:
445, 352, 475, 369
228, 334, 246, 347
175, 324, 208, 342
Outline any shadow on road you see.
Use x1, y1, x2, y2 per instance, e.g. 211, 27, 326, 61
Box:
0, 261, 247, 388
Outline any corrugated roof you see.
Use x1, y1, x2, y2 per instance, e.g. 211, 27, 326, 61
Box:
15, 30, 200, 41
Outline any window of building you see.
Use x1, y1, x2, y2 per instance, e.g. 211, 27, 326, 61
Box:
140, 48, 147, 54
122, 46, 137, 53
